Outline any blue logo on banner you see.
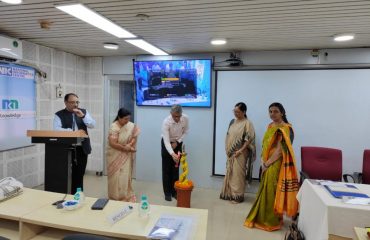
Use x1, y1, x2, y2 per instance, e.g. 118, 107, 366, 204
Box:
2, 99, 19, 109
0, 66, 12, 76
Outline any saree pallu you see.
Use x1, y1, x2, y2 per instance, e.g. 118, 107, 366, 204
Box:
106, 121, 140, 202
244, 123, 299, 231
220, 118, 256, 202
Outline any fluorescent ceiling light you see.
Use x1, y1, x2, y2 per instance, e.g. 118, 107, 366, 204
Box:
103, 43, 119, 50
55, 3, 136, 38
125, 39, 168, 56
1, 0, 22, 4
333, 34, 354, 42
211, 38, 227, 45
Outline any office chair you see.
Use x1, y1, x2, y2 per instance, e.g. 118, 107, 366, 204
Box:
343, 150, 370, 184
300, 146, 342, 183
362, 149, 370, 184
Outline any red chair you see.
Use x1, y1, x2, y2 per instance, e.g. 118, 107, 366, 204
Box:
362, 150, 370, 184
300, 146, 342, 182
343, 150, 370, 184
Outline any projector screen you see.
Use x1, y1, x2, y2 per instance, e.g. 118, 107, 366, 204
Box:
214, 69, 370, 178
0, 63, 36, 151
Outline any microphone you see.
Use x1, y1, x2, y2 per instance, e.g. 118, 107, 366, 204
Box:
52, 193, 67, 208
72, 113, 76, 131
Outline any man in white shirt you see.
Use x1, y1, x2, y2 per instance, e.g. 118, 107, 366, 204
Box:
53, 93, 96, 194
161, 104, 189, 201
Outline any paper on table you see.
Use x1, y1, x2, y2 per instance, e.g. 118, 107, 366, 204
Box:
329, 185, 361, 193
319, 181, 347, 187
147, 214, 196, 240
342, 197, 370, 205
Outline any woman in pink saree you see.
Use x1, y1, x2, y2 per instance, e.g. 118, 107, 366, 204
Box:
106, 108, 140, 202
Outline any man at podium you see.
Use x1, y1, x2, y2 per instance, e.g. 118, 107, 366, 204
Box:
53, 93, 96, 194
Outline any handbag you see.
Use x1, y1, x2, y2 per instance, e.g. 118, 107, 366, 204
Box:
285, 222, 305, 240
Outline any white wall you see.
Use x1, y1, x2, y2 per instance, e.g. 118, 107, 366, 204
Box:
103, 48, 370, 189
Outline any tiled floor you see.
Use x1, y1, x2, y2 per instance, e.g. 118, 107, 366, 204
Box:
80, 172, 290, 240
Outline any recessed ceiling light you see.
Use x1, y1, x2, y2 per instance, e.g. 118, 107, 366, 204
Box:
125, 39, 168, 56
103, 43, 119, 50
333, 34, 355, 42
55, 3, 136, 38
1, 0, 22, 4
211, 38, 227, 45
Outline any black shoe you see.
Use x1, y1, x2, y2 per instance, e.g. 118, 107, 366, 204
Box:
165, 195, 172, 201
172, 193, 177, 200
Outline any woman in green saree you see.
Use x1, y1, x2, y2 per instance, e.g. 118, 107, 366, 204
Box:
244, 102, 299, 231
220, 102, 256, 203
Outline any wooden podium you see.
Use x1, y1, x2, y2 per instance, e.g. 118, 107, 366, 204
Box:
27, 130, 88, 194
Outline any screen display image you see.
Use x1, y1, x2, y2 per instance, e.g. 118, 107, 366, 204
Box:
134, 59, 212, 107
0, 63, 36, 151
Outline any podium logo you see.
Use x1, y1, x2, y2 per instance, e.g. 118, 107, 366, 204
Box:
2, 99, 19, 110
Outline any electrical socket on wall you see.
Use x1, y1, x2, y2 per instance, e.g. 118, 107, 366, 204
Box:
56, 84, 63, 98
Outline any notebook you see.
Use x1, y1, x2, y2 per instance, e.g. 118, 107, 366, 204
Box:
324, 184, 370, 198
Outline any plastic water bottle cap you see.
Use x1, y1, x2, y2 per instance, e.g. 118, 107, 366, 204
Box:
141, 194, 147, 201
76, 187, 82, 192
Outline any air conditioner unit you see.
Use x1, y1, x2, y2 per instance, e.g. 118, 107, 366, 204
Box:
0, 35, 23, 62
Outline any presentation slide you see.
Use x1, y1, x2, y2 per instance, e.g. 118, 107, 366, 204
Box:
0, 63, 36, 151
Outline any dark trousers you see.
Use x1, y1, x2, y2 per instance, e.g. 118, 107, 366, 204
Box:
71, 146, 88, 194
161, 139, 182, 197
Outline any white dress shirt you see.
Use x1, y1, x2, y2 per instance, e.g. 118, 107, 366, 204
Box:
161, 114, 189, 155
53, 110, 96, 131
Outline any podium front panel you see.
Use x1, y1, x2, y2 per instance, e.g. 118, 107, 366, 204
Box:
44, 144, 72, 194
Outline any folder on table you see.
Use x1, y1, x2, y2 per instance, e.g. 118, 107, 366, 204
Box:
324, 184, 369, 198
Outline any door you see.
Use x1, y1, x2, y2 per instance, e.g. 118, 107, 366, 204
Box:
104, 77, 136, 177
119, 81, 135, 121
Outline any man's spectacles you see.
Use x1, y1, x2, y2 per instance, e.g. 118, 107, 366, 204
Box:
68, 101, 80, 104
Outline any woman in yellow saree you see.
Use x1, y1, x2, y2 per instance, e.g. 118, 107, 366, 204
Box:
244, 102, 299, 231
220, 102, 256, 203
106, 108, 140, 202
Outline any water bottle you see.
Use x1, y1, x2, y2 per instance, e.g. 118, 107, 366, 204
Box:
139, 194, 150, 217
74, 187, 85, 204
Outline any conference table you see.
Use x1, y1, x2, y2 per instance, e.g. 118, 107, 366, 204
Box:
297, 179, 370, 240
0, 188, 208, 240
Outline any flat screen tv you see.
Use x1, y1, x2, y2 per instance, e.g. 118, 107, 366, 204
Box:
133, 59, 212, 107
